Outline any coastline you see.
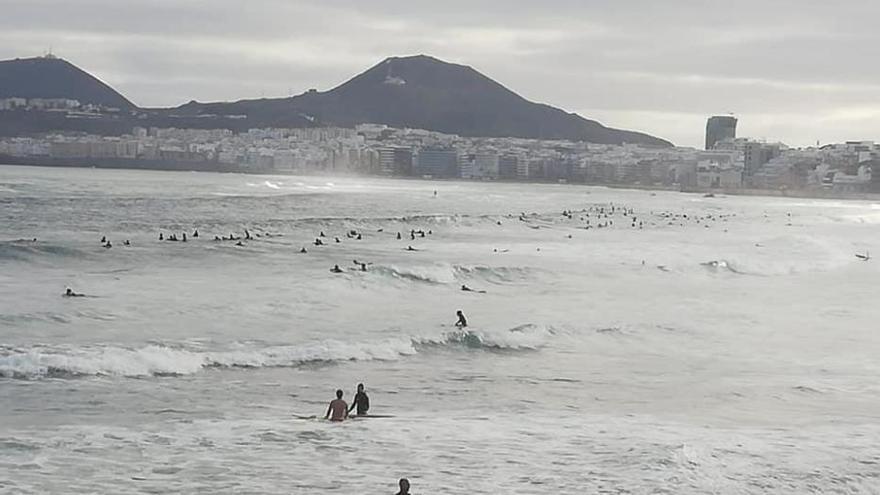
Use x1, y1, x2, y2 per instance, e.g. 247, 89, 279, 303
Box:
2, 155, 877, 202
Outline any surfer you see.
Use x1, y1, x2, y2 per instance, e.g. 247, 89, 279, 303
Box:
461, 285, 486, 294
455, 310, 468, 328
325, 389, 348, 422
348, 383, 370, 416
405, 246, 418, 251
300, 247, 308, 253
395, 478, 411, 495
330, 264, 344, 273
63, 288, 84, 297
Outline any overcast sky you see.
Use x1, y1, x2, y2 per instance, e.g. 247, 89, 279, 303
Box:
2, 0, 879, 148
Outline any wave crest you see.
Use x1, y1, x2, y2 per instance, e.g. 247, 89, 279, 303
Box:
0, 325, 554, 380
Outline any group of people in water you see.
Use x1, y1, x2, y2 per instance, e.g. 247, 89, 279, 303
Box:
325, 383, 371, 421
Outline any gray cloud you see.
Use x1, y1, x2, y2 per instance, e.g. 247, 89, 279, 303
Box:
2, 0, 879, 147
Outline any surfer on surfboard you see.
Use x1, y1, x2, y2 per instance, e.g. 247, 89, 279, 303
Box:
455, 310, 468, 328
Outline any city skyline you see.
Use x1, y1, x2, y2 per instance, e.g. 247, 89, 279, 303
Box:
3, 1, 880, 148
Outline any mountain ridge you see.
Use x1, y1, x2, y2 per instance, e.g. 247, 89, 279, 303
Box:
0, 54, 671, 146
0, 56, 135, 109
175, 55, 671, 146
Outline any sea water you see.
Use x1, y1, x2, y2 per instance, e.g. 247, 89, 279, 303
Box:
1, 165, 878, 494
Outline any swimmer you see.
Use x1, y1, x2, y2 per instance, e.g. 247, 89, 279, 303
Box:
455, 310, 468, 328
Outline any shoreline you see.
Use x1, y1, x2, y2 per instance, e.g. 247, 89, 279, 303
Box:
2, 156, 878, 202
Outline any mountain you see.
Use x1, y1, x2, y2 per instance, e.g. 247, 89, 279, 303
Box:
175, 55, 672, 146
0, 54, 670, 146
0, 56, 135, 109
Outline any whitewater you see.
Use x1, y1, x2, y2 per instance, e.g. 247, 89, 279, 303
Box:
1, 165, 879, 494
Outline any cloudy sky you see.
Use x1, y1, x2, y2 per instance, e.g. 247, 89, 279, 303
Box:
2, 0, 879, 147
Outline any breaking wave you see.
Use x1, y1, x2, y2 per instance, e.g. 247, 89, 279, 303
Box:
370, 263, 537, 285
700, 260, 745, 275
415, 324, 555, 350
0, 240, 88, 262
0, 324, 555, 380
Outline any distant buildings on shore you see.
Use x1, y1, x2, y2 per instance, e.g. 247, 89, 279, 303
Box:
0, 118, 876, 194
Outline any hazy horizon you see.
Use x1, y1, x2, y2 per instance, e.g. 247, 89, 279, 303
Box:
3, 0, 879, 148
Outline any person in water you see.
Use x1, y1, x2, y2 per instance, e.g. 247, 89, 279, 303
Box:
455, 310, 468, 328
325, 389, 348, 422
395, 478, 411, 495
63, 288, 84, 297
348, 383, 370, 416
461, 285, 486, 294
330, 264, 344, 273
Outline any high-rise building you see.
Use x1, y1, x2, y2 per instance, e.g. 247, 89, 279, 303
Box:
415, 148, 459, 178
705, 116, 737, 150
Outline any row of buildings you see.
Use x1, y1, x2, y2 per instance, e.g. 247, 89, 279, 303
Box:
0, 121, 876, 193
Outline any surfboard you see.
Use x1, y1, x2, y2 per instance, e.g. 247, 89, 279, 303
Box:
350, 414, 395, 419
292, 414, 318, 420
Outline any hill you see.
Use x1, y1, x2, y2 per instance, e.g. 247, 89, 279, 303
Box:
174, 55, 671, 146
0, 56, 135, 109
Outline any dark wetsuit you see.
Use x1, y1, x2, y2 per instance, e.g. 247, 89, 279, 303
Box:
350, 391, 370, 415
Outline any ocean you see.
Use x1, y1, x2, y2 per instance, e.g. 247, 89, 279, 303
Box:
1, 165, 878, 494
